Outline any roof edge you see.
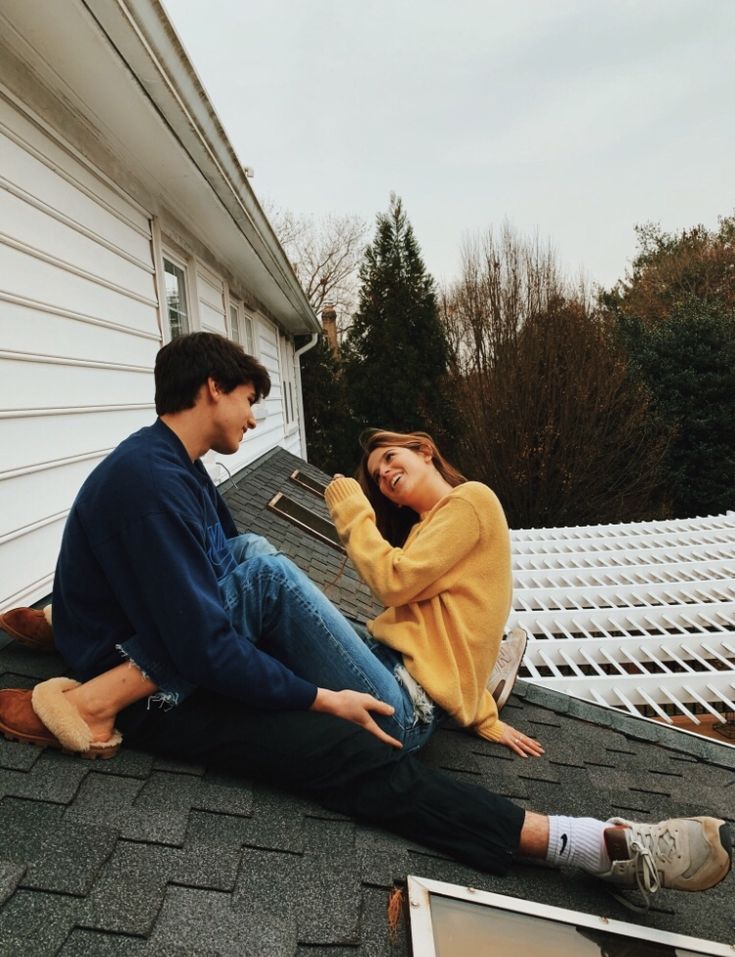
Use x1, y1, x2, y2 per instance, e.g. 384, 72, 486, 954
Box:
83, 0, 319, 335
514, 680, 735, 769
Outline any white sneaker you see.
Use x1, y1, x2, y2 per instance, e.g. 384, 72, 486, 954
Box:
601, 816, 731, 898
487, 627, 527, 711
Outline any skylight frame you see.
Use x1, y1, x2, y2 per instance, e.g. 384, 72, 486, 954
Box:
267, 492, 344, 552
407, 876, 733, 956
289, 469, 328, 497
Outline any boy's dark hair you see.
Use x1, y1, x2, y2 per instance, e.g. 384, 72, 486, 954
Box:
155, 332, 271, 415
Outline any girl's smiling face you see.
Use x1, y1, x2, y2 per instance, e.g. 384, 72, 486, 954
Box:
367, 444, 434, 507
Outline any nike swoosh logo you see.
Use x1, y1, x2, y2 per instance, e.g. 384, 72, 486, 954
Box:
560, 833, 568, 855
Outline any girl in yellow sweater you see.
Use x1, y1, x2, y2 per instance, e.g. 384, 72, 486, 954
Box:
325, 429, 542, 756
14, 430, 542, 759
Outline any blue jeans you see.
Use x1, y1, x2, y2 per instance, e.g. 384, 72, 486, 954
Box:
126, 534, 442, 752
219, 535, 443, 753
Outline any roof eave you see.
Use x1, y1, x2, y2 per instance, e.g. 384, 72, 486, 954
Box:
0, 0, 320, 335
84, 0, 319, 334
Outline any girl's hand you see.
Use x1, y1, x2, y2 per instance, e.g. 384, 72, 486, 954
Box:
498, 723, 544, 759
332, 473, 344, 480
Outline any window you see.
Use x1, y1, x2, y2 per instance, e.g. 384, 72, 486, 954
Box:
407, 877, 730, 956
289, 470, 328, 497
267, 493, 344, 552
279, 335, 296, 428
229, 304, 241, 345
163, 256, 190, 339
229, 298, 256, 355
242, 313, 255, 355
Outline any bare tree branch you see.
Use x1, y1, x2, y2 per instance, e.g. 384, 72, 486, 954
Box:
441, 224, 668, 527
265, 202, 369, 330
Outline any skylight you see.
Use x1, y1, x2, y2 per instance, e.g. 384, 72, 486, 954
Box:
267, 493, 344, 552
289, 469, 329, 497
407, 877, 732, 956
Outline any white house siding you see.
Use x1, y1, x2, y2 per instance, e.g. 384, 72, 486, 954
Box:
196, 263, 226, 335
0, 92, 160, 609
0, 10, 315, 610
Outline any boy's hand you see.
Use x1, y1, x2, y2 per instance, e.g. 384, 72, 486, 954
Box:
310, 688, 402, 749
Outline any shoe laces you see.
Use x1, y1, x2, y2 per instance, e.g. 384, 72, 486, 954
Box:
628, 823, 679, 899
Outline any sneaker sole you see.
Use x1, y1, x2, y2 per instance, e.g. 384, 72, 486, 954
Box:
492, 628, 528, 711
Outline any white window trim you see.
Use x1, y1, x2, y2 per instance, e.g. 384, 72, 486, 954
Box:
279, 334, 298, 436
407, 877, 732, 956
152, 222, 201, 341
241, 311, 256, 356
227, 293, 242, 346
156, 248, 199, 342
226, 293, 257, 357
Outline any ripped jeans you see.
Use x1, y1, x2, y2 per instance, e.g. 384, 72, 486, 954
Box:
221, 535, 444, 753
123, 533, 443, 753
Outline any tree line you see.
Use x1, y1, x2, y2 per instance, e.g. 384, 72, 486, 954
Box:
278, 196, 735, 528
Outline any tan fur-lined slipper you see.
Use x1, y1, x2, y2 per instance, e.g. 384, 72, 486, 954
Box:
31, 677, 122, 759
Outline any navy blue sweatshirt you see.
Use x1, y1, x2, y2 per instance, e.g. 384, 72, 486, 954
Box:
52, 419, 318, 711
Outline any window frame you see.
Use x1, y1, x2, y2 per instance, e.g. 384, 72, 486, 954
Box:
267, 492, 344, 552
161, 249, 194, 341
279, 333, 297, 433
227, 294, 257, 356
289, 469, 328, 497
407, 876, 732, 957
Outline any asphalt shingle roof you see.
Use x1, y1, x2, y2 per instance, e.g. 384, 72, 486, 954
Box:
1, 446, 733, 954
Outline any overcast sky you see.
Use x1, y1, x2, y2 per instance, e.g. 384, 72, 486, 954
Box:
164, 0, 735, 291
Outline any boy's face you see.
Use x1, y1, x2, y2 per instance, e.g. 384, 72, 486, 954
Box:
209, 381, 258, 455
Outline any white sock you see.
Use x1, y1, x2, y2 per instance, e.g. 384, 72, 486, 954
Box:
546, 816, 610, 874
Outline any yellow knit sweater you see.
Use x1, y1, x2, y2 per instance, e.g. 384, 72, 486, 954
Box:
324, 477, 512, 742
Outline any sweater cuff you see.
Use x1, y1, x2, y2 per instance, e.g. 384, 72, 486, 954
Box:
474, 717, 507, 743
324, 476, 363, 508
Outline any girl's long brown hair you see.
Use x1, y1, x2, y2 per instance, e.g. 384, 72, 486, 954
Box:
356, 429, 467, 546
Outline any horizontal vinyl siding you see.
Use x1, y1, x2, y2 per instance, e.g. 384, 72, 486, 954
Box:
0, 96, 151, 254
0, 242, 157, 334
0, 94, 159, 609
0, 298, 158, 366
0, 456, 109, 541
2, 520, 64, 609
0, 187, 153, 296
0, 356, 153, 413
0, 407, 153, 478
196, 264, 226, 335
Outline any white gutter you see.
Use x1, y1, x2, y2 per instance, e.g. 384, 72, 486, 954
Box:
294, 334, 320, 459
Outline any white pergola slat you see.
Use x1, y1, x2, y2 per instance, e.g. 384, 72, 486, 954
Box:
509, 511, 735, 731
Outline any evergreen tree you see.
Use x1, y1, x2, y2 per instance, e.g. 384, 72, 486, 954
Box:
344, 195, 454, 450
298, 337, 355, 475
617, 299, 735, 517
605, 215, 735, 517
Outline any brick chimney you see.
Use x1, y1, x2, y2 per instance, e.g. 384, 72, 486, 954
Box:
321, 302, 338, 356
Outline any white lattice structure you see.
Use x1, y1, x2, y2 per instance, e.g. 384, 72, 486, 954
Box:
508, 512, 735, 731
